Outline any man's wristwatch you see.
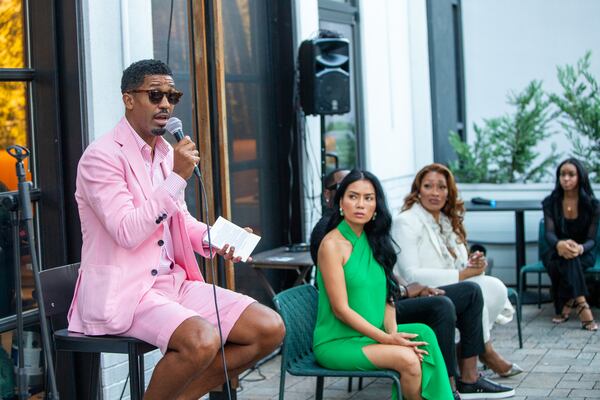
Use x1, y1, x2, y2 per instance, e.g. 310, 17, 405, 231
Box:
399, 284, 408, 299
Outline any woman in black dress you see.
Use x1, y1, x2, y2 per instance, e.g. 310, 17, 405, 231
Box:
542, 158, 599, 331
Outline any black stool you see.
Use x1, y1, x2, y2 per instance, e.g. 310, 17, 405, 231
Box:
40, 263, 156, 399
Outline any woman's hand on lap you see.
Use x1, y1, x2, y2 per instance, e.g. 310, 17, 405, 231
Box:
385, 332, 428, 348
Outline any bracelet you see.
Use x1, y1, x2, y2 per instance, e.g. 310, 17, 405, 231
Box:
399, 284, 408, 299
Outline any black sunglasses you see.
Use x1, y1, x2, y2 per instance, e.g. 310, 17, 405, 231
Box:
128, 89, 183, 105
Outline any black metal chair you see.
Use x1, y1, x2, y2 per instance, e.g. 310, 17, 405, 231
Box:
518, 219, 549, 309
506, 288, 523, 348
39, 263, 156, 399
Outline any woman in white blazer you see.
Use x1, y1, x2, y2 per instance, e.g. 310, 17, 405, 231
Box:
393, 163, 521, 378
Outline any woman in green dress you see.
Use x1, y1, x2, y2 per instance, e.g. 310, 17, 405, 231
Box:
313, 170, 453, 400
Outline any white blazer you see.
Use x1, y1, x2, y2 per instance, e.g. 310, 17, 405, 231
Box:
392, 205, 468, 287
393, 204, 514, 338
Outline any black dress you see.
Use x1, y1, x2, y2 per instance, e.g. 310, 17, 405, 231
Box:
541, 195, 600, 315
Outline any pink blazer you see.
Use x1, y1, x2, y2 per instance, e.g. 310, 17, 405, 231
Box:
68, 117, 209, 335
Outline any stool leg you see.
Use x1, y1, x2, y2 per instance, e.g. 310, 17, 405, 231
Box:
62, 351, 78, 400
138, 350, 145, 395
347, 377, 352, 392
89, 353, 100, 400
358, 377, 363, 390
128, 344, 141, 400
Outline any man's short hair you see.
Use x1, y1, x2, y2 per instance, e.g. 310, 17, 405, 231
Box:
121, 59, 173, 93
324, 168, 347, 190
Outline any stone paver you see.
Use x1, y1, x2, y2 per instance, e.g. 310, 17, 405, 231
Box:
211, 295, 600, 400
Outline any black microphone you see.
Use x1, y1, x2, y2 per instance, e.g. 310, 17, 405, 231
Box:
166, 117, 201, 178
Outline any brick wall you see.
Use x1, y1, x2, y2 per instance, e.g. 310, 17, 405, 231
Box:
100, 350, 161, 400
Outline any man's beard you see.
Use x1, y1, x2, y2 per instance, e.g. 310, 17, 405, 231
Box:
151, 128, 166, 136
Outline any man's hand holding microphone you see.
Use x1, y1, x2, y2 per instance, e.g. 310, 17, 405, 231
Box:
165, 117, 253, 262
167, 117, 200, 180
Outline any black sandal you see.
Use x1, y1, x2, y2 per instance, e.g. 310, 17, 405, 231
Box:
552, 299, 575, 324
575, 300, 599, 331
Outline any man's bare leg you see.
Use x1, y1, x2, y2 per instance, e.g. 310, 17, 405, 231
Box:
143, 317, 221, 400
175, 302, 285, 400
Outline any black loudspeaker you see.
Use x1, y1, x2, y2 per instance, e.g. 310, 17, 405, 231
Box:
299, 38, 350, 115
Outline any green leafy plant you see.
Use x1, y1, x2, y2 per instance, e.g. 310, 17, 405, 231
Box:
550, 51, 600, 182
448, 125, 491, 183
450, 80, 560, 183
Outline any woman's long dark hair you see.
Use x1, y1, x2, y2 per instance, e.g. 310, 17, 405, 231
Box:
326, 169, 400, 302
547, 158, 598, 220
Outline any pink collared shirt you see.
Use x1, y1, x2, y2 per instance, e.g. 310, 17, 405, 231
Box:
127, 122, 186, 275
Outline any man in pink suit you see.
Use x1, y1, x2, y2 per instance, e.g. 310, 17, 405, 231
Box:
68, 59, 285, 399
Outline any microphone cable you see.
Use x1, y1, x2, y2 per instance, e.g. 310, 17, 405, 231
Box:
195, 165, 233, 400
118, 163, 231, 400
166, 121, 232, 398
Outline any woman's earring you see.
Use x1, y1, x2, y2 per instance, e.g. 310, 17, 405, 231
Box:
339, 207, 344, 216
372, 211, 377, 221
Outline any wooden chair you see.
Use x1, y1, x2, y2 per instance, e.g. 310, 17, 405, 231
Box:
39, 263, 156, 399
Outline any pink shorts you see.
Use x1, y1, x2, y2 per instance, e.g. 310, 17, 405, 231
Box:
122, 265, 255, 354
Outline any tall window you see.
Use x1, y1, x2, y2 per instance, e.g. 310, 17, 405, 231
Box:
319, 0, 363, 172
151, 0, 199, 219
221, 0, 296, 303
222, 0, 282, 245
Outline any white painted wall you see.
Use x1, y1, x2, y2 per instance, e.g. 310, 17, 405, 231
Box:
359, 0, 433, 212
83, 0, 154, 140
462, 0, 600, 162
296, 0, 434, 238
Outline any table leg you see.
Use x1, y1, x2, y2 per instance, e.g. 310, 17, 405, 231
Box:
293, 266, 313, 286
253, 268, 277, 299
515, 211, 525, 289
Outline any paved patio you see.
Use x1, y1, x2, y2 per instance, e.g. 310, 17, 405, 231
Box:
233, 297, 600, 400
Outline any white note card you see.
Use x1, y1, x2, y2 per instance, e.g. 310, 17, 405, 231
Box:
202, 217, 261, 262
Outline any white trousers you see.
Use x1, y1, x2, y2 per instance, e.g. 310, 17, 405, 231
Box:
467, 274, 514, 342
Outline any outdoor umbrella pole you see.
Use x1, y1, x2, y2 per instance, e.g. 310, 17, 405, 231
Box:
7, 145, 60, 400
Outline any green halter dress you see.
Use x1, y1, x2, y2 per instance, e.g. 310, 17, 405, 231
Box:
313, 220, 452, 399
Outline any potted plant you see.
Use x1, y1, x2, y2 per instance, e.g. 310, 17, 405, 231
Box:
550, 51, 600, 182
449, 80, 560, 184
